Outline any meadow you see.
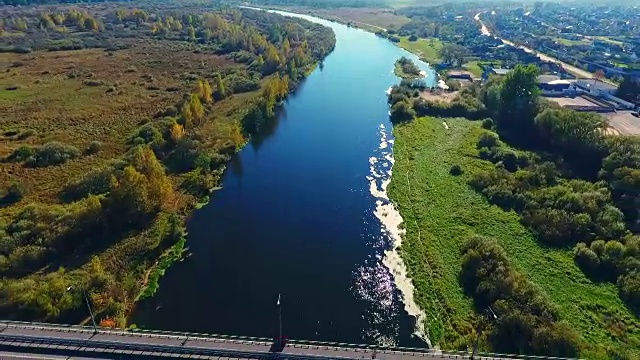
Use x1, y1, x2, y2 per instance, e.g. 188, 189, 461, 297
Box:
388, 117, 640, 358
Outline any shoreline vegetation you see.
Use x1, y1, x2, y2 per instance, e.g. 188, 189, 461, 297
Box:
388, 64, 640, 358
0, 2, 335, 328
394, 57, 422, 80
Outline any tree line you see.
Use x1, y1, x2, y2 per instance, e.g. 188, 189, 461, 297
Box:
473, 65, 640, 313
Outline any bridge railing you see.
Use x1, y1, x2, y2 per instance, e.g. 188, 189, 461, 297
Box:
0, 320, 580, 360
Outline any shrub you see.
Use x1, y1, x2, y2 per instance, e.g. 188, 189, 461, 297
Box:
61, 166, 117, 202
390, 100, 416, 123
617, 272, 640, 308
82, 79, 105, 86
482, 118, 494, 130
1, 182, 26, 204
7, 145, 35, 162
445, 79, 461, 91
87, 141, 102, 154
574, 242, 600, 272
30, 142, 80, 167
132, 124, 163, 146
17, 129, 37, 140
408, 35, 418, 41
477, 132, 500, 149
449, 164, 463, 176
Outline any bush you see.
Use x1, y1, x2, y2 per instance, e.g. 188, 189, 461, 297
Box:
61, 166, 117, 202
617, 272, 640, 308
445, 79, 461, 91
449, 164, 463, 176
390, 100, 416, 123
408, 35, 418, 41
131, 124, 163, 146
1, 182, 26, 204
461, 236, 580, 357
481, 118, 494, 130
477, 132, 500, 149
7, 145, 35, 162
30, 142, 80, 167
17, 129, 37, 140
82, 79, 105, 86
87, 141, 102, 154
574, 242, 600, 272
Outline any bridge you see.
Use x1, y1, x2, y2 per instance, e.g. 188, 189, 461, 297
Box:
0, 321, 572, 360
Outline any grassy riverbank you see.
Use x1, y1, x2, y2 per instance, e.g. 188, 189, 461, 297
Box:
388, 117, 639, 357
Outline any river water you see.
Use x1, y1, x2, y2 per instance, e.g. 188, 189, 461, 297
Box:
132, 10, 435, 348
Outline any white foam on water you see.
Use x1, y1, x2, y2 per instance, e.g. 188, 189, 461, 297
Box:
386, 86, 393, 95
368, 124, 432, 347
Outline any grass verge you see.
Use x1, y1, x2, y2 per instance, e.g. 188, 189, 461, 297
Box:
388, 117, 639, 357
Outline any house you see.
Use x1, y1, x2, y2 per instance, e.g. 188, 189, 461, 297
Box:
538, 75, 573, 95
574, 79, 618, 96
483, 67, 511, 79
447, 71, 474, 81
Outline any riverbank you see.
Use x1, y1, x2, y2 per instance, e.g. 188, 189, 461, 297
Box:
388, 117, 638, 357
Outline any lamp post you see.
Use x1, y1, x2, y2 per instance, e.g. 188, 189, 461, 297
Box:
276, 293, 282, 346
67, 286, 98, 335
471, 306, 497, 360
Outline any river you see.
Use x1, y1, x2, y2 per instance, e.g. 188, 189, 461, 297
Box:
131, 9, 435, 348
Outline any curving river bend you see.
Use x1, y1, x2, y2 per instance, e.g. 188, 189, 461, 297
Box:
132, 9, 435, 348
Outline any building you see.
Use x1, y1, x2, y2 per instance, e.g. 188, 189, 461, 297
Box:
537, 75, 573, 96
489, 68, 511, 76
446, 71, 474, 81
575, 79, 618, 96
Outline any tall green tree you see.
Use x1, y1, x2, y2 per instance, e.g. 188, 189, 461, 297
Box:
498, 64, 540, 135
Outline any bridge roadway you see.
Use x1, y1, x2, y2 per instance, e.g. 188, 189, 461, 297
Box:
0, 321, 560, 360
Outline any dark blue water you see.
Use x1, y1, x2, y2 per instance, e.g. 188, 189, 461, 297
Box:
132, 11, 435, 347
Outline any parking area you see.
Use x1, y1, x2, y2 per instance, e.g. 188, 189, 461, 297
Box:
605, 112, 640, 135
544, 96, 600, 108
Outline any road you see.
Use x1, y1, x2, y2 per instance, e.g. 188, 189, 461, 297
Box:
473, 13, 594, 79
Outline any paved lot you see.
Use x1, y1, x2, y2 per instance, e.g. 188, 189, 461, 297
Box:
544, 96, 599, 107
605, 112, 640, 135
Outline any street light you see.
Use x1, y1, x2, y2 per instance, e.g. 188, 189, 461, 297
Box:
67, 286, 98, 335
471, 306, 498, 360
276, 293, 282, 346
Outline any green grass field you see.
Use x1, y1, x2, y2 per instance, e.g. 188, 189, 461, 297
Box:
388, 117, 640, 357
397, 36, 443, 64
462, 61, 483, 77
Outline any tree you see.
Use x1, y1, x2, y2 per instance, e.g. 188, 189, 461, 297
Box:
390, 100, 416, 123
187, 25, 196, 41
498, 64, 540, 135
186, 94, 205, 126
169, 123, 185, 144
198, 79, 213, 103
594, 69, 605, 82
439, 44, 468, 67
616, 76, 640, 104
214, 74, 226, 100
